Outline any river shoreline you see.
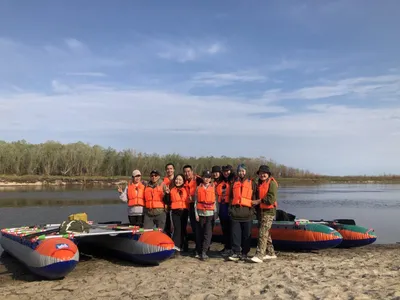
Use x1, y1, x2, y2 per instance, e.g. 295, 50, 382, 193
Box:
2, 175, 400, 187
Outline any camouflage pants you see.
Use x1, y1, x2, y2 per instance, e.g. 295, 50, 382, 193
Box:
255, 212, 275, 257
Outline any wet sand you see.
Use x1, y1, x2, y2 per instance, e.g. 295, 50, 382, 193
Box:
0, 243, 399, 300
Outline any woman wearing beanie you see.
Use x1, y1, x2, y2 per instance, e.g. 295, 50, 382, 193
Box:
227, 164, 258, 261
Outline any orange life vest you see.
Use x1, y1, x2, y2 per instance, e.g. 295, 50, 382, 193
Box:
184, 176, 200, 202
231, 178, 253, 207
163, 176, 173, 187
170, 187, 189, 210
258, 177, 278, 209
127, 182, 145, 206
216, 181, 230, 204
196, 184, 216, 211
144, 183, 165, 209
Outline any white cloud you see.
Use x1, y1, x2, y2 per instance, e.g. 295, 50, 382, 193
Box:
0, 37, 123, 82
192, 70, 267, 87
65, 72, 107, 77
0, 81, 399, 139
64, 38, 88, 53
51, 80, 72, 93
1, 80, 400, 175
155, 39, 225, 63
263, 74, 400, 101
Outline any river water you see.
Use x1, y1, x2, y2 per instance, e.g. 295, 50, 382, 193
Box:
0, 184, 399, 252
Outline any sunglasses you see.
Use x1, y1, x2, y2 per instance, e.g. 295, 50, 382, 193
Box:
150, 174, 159, 177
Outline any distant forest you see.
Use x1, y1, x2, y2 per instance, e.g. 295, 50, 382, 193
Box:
0, 140, 316, 178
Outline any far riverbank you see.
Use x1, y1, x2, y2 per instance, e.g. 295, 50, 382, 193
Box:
1, 174, 400, 187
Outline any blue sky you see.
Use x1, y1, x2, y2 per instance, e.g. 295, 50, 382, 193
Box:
1, 0, 400, 176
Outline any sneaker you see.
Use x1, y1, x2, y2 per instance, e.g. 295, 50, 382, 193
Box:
194, 253, 200, 259
240, 254, 249, 261
221, 249, 232, 257
200, 253, 209, 261
249, 256, 263, 263
228, 253, 241, 261
263, 254, 277, 260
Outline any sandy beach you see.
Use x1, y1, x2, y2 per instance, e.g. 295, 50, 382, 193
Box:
0, 243, 399, 300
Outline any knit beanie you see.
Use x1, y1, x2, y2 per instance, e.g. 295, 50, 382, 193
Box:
237, 164, 247, 172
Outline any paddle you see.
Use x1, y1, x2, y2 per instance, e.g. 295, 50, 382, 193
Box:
309, 219, 356, 225
33, 228, 162, 241
97, 221, 122, 225
22, 227, 60, 239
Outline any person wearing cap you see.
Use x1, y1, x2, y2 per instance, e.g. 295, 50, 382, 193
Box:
183, 164, 203, 252
117, 170, 146, 227
216, 165, 236, 256
250, 165, 278, 263
227, 163, 258, 261
193, 169, 218, 260
163, 163, 175, 237
143, 169, 169, 230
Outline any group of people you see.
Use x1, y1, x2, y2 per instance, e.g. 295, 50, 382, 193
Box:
117, 163, 278, 263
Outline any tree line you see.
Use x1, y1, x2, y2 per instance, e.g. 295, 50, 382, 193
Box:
0, 140, 317, 178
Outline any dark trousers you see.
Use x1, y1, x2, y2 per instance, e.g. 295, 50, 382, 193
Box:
128, 215, 144, 227
219, 203, 231, 250
195, 216, 213, 255
231, 220, 252, 255
189, 202, 197, 238
164, 206, 172, 236
143, 212, 166, 230
220, 217, 232, 250
171, 209, 189, 250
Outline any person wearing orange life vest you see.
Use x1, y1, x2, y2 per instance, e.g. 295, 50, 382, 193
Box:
210, 165, 222, 236
183, 164, 203, 252
194, 170, 218, 260
227, 164, 258, 262
250, 165, 278, 263
211, 165, 222, 185
143, 169, 169, 230
118, 169, 146, 227
163, 163, 175, 237
164, 173, 189, 256
216, 165, 236, 256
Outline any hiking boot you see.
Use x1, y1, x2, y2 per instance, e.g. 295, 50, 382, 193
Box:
228, 253, 241, 262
